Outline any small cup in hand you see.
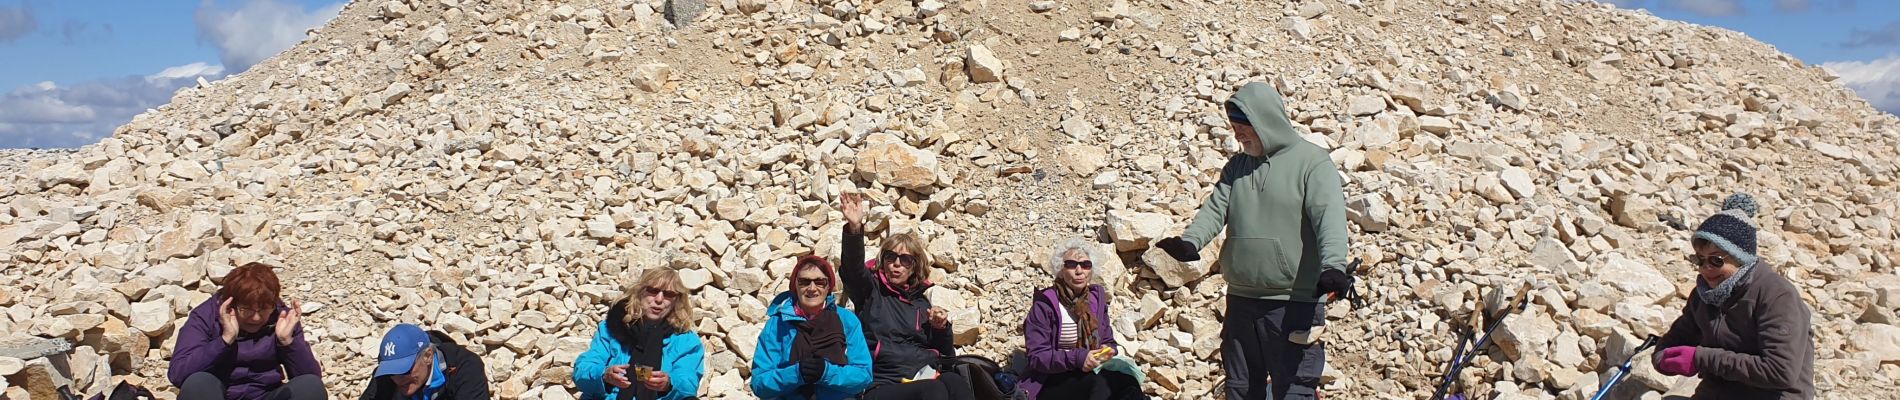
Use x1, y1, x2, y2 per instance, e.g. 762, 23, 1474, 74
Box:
634, 365, 654, 382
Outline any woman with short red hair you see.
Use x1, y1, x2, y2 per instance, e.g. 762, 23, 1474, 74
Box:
168, 262, 325, 400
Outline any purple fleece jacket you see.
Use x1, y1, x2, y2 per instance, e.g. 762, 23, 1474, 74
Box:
1020, 284, 1119, 399
166, 295, 323, 400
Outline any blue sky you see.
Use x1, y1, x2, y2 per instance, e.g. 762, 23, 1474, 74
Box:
0, 0, 342, 148
1608, 0, 1891, 63
1, 0, 1897, 148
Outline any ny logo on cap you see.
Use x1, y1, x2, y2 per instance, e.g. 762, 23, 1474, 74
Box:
385, 342, 396, 357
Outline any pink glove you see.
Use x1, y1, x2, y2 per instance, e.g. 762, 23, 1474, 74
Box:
1657, 346, 1698, 376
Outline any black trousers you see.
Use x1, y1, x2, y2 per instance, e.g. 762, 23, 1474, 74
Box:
179, 372, 326, 400
1221, 296, 1326, 400
1037, 370, 1146, 400
860, 371, 974, 400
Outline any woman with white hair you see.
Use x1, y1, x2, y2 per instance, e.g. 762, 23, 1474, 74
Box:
1018, 238, 1147, 400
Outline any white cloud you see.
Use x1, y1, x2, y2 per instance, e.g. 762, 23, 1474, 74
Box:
1822, 55, 1900, 116
0, 62, 228, 148
147, 62, 227, 84
194, 0, 344, 73
0, 2, 37, 42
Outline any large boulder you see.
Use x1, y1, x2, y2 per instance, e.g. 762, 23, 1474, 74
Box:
128, 301, 175, 338
966, 44, 1005, 83
1850, 323, 1900, 366
1142, 247, 1210, 288
14, 357, 70, 400
855, 141, 943, 190
1106, 210, 1172, 252
1494, 309, 1559, 361
1591, 253, 1675, 305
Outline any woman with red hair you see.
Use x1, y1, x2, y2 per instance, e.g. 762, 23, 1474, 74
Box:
168, 262, 325, 400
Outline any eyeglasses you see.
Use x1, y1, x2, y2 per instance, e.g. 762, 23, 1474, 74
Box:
642, 287, 681, 301
234, 305, 272, 316
1688, 254, 1728, 269
881, 250, 918, 267
797, 278, 831, 289
1062, 260, 1093, 270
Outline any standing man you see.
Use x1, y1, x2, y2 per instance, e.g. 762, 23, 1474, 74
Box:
1155, 82, 1352, 400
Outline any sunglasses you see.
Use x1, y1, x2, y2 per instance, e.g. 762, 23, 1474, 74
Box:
1687, 254, 1728, 269
880, 250, 918, 267
797, 277, 831, 289
1062, 260, 1093, 270
642, 286, 682, 301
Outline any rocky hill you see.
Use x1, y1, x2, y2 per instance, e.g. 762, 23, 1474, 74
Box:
3, 0, 1898, 399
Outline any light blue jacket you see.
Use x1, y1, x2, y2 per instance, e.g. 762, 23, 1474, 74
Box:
750, 292, 874, 400
572, 319, 705, 400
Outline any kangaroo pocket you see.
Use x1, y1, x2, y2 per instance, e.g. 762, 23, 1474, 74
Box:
1222, 237, 1296, 291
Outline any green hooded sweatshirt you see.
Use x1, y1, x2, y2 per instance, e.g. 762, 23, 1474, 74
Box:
1181, 82, 1351, 302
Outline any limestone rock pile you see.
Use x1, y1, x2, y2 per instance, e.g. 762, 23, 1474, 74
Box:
4, 0, 1898, 399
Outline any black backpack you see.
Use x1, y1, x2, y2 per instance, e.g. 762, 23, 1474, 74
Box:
83, 381, 154, 400
940, 355, 1025, 400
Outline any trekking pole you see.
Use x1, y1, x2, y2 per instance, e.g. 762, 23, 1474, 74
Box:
1429, 282, 1533, 400
1588, 335, 1661, 400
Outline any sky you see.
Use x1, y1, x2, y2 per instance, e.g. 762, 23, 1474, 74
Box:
0, 0, 1897, 148
0, 0, 343, 148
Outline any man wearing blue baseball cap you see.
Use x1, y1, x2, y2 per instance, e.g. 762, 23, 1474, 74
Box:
360, 323, 492, 400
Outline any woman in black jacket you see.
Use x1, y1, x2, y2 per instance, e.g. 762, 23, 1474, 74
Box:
838, 191, 971, 400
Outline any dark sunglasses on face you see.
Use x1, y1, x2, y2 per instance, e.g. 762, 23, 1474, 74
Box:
642, 286, 681, 301
1063, 260, 1093, 270
797, 278, 831, 289
881, 250, 918, 267
1688, 254, 1727, 269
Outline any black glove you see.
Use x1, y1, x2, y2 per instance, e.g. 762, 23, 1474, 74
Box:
1317, 269, 1351, 299
1155, 237, 1201, 262
799, 358, 828, 384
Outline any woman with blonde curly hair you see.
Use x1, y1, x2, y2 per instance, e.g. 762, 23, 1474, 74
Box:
574, 267, 706, 400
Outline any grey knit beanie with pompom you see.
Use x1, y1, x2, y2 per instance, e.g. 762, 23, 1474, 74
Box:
1693, 193, 1760, 266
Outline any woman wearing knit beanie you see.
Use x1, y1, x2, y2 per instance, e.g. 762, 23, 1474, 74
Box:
1651, 193, 1815, 399
750, 256, 874, 400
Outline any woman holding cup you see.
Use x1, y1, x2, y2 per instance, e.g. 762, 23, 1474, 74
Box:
574, 267, 707, 400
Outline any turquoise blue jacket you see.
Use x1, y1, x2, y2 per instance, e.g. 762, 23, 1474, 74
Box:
572, 318, 705, 400
750, 292, 874, 400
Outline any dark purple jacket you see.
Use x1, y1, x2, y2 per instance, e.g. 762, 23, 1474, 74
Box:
1020, 284, 1118, 398
166, 295, 324, 400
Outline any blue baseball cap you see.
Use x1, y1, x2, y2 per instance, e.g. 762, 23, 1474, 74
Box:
375, 324, 430, 377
